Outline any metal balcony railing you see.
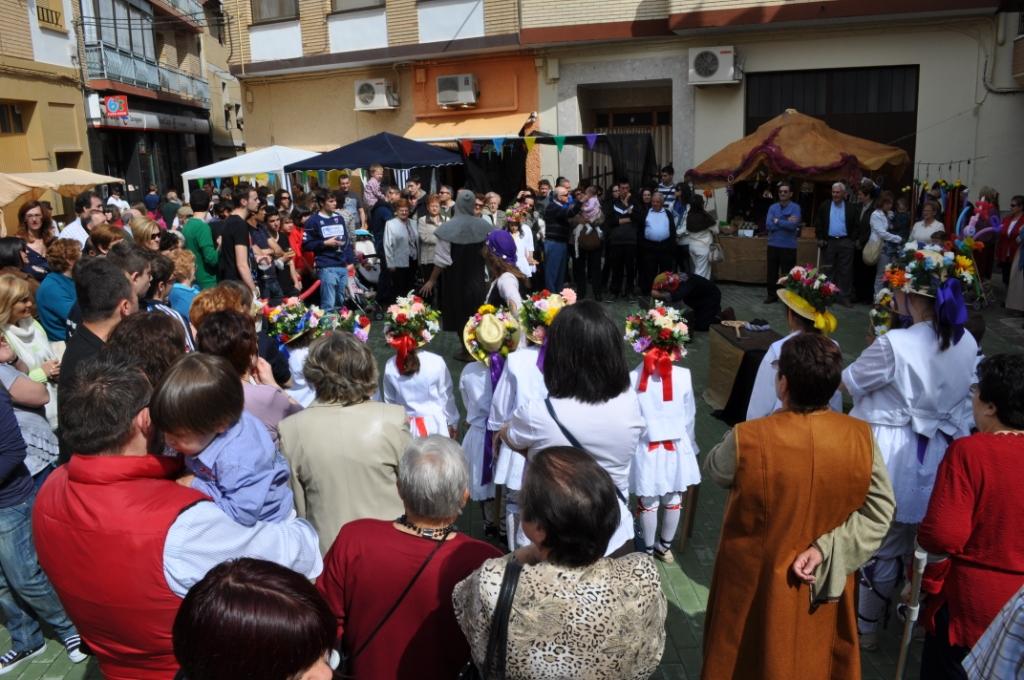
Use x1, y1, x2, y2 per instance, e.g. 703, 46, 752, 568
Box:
84, 42, 210, 108
162, 0, 204, 20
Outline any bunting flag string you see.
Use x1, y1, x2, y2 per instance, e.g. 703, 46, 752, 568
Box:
554, 135, 566, 153
584, 133, 598, 150
471, 143, 482, 158
197, 178, 205, 188
524, 136, 536, 152
491, 137, 505, 156
459, 139, 473, 157
213, 178, 222, 189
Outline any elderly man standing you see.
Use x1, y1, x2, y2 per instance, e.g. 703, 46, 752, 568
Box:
542, 186, 580, 291
317, 435, 500, 679
813, 182, 861, 307
33, 354, 322, 680
702, 333, 895, 680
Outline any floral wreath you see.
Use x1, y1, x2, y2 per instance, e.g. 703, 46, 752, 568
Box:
464, 304, 520, 365
870, 287, 897, 337
384, 292, 441, 372
652, 271, 681, 294
519, 288, 577, 345
883, 240, 979, 297
624, 305, 690, 400
264, 298, 331, 346
336, 307, 372, 343
504, 204, 531, 226
776, 265, 840, 335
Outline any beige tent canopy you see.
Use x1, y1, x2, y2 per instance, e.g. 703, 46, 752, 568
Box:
0, 169, 123, 235
685, 109, 910, 189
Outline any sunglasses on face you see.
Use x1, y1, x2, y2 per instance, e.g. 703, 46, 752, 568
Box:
150, 233, 161, 240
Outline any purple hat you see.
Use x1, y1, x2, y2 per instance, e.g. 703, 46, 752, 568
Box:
486, 229, 517, 265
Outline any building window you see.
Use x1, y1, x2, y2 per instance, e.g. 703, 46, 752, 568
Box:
0, 103, 26, 134
332, 0, 383, 11
251, 0, 298, 23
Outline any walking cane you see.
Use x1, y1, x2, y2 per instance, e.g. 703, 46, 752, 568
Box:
894, 546, 928, 680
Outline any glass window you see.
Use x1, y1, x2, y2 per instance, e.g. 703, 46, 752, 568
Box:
98, 0, 114, 45
332, 0, 383, 10
0, 104, 25, 135
251, 0, 297, 22
115, 0, 131, 50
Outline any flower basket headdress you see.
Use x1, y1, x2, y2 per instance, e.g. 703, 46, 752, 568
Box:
652, 271, 681, 295
624, 305, 690, 400
882, 240, 977, 343
462, 304, 520, 486
336, 307, 372, 343
384, 293, 441, 373
264, 298, 333, 349
519, 288, 577, 346
776, 265, 840, 335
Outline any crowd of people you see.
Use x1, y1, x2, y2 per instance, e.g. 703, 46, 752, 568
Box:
0, 167, 1018, 680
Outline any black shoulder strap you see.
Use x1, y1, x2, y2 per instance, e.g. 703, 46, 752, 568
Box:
543, 398, 630, 509
482, 558, 523, 680
350, 536, 448, 662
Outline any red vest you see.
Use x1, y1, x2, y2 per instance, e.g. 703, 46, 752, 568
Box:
32, 455, 207, 680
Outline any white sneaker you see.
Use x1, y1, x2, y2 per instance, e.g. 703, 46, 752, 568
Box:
0, 644, 46, 675
63, 635, 87, 664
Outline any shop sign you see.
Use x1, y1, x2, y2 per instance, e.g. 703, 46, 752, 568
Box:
103, 96, 129, 118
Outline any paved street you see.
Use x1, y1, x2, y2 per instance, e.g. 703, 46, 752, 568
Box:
6, 282, 1020, 679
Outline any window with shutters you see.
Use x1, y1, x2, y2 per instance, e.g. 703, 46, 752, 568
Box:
331, 0, 383, 11
251, 0, 298, 23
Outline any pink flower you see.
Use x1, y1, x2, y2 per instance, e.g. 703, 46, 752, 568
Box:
560, 288, 577, 304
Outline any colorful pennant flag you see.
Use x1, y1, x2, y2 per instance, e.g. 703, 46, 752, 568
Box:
460, 139, 473, 157
554, 136, 566, 153
524, 136, 536, 152
491, 137, 505, 156
197, 178, 205, 188
213, 178, 222, 189
471, 143, 482, 158
584, 133, 598, 150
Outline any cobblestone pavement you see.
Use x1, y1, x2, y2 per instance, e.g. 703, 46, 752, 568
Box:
8, 282, 1019, 679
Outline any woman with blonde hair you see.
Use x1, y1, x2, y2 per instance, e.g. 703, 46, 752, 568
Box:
85, 223, 126, 256
129, 216, 161, 250
0, 274, 59, 426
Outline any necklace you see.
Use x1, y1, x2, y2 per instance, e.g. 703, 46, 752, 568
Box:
396, 515, 455, 540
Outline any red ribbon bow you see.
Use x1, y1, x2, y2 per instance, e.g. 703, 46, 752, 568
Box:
647, 440, 676, 452
638, 348, 673, 400
388, 335, 417, 373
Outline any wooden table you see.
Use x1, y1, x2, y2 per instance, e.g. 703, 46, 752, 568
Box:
711, 236, 820, 283
703, 322, 781, 422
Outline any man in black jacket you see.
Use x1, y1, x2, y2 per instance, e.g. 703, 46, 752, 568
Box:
606, 179, 641, 298
543, 187, 580, 291
813, 182, 862, 307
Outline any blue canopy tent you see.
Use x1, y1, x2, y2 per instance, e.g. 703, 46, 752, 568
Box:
283, 132, 463, 171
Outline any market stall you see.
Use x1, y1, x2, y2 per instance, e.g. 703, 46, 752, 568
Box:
0, 168, 123, 235
685, 109, 910, 283
181, 146, 319, 202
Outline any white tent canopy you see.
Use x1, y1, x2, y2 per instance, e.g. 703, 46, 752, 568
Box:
181, 146, 318, 200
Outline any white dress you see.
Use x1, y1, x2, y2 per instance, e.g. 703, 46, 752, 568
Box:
513, 225, 535, 278
746, 331, 844, 421
382, 351, 459, 437
459, 362, 496, 500
488, 345, 547, 490
629, 364, 701, 496
504, 390, 646, 556
284, 346, 315, 407
843, 321, 976, 523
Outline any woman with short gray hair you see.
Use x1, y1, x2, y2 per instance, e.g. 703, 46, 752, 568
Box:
316, 436, 501, 680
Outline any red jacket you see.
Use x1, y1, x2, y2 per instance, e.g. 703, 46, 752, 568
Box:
918, 433, 1024, 647
32, 455, 207, 680
996, 213, 1024, 264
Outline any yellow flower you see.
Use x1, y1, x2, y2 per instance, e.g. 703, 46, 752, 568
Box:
955, 255, 974, 272
478, 304, 496, 315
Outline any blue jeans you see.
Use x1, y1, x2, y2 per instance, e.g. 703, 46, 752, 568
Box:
318, 266, 349, 312
544, 241, 569, 292
0, 486, 77, 652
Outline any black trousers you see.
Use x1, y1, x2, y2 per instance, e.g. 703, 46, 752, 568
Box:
572, 248, 603, 299
921, 605, 968, 680
766, 245, 797, 296
606, 243, 637, 296
675, 243, 692, 275
641, 239, 675, 294
821, 237, 855, 303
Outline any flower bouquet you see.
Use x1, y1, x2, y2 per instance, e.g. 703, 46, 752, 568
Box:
336, 307, 372, 343
624, 305, 689, 399
520, 288, 577, 344
265, 297, 330, 346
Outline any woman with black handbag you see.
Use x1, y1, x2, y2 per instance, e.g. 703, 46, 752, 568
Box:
454, 447, 667, 679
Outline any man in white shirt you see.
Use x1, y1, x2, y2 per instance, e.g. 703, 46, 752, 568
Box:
60, 191, 103, 247
33, 353, 321, 679
105, 185, 130, 212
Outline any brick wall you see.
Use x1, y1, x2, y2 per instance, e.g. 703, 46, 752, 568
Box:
225, 0, 253, 66
385, 0, 417, 46
299, 0, 328, 56
0, 0, 34, 61
485, 0, 518, 36
522, 0, 668, 28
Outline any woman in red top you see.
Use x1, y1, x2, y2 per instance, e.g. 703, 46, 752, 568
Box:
918, 353, 1024, 680
996, 195, 1024, 288
316, 435, 501, 679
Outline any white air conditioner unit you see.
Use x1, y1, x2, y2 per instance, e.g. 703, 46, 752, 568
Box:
688, 46, 742, 85
436, 73, 479, 108
354, 79, 399, 111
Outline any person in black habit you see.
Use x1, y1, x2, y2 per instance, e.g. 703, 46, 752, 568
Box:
420, 189, 490, 361
650, 270, 732, 331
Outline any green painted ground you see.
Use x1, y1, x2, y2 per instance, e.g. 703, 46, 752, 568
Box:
8, 282, 1020, 679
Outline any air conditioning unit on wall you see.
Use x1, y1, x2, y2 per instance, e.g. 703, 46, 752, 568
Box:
688, 47, 742, 85
354, 79, 399, 111
436, 73, 479, 108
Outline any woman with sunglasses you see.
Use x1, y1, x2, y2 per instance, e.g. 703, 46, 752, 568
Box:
16, 202, 56, 282
130, 216, 162, 251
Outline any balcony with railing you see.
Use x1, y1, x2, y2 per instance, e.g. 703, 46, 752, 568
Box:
84, 42, 210, 108
149, 0, 205, 30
